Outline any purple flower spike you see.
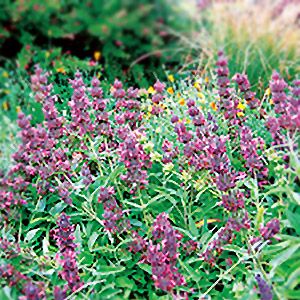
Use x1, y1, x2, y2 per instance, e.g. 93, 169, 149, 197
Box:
146, 213, 185, 292
52, 213, 83, 293
255, 274, 273, 300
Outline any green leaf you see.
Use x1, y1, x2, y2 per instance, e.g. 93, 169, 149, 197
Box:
270, 243, 300, 274
286, 266, 300, 289
49, 201, 68, 216
188, 215, 199, 237
138, 263, 152, 274
25, 228, 41, 243
97, 265, 126, 275
286, 210, 300, 235
115, 277, 135, 289
88, 232, 99, 250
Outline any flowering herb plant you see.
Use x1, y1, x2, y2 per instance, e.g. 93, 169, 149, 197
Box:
0, 51, 299, 299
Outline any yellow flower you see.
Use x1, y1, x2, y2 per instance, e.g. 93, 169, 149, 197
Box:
186, 119, 191, 124
237, 112, 244, 117
56, 67, 66, 74
45, 51, 50, 58
94, 51, 101, 61
210, 102, 217, 111
204, 77, 209, 83
110, 86, 116, 94
181, 170, 192, 181
148, 86, 155, 94
178, 98, 185, 106
194, 82, 201, 91
160, 103, 167, 109
144, 141, 154, 152
16, 106, 21, 113
163, 163, 174, 173
167, 87, 174, 95
197, 92, 205, 99
3, 101, 8, 110
196, 219, 220, 228
150, 152, 162, 162
269, 99, 274, 105
237, 102, 246, 111
147, 105, 153, 112
143, 112, 151, 119
2, 71, 9, 78
265, 88, 271, 96
168, 74, 175, 82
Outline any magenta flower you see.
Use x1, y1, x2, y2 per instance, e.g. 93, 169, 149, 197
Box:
233, 73, 260, 108
260, 219, 280, 241
98, 186, 130, 233
146, 213, 185, 293
52, 213, 83, 293
118, 132, 152, 193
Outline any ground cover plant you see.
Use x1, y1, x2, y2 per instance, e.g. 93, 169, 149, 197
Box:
0, 49, 299, 299
0, 0, 300, 299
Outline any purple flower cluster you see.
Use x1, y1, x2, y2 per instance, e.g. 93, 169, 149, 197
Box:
161, 140, 179, 164
151, 80, 165, 115
0, 264, 46, 300
202, 215, 250, 265
216, 50, 231, 103
43, 96, 65, 140
128, 230, 148, 253
251, 218, 280, 246
20, 282, 46, 300
81, 162, 93, 186
98, 186, 130, 233
266, 71, 299, 145
30, 65, 52, 103
240, 126, 268, 186
233, 73, 260, 108
52, 213, 83, 293
0, 264, 27, 287
119, 132, 152, 193
0, 238, 20, 259
221, 191, 245, 212
255, 274, 273, 300
89, 77, 112, 138
260, 219, 280, 241
114, 79, 142, 133
68, 71, 93, 137
146, 213, 185, 292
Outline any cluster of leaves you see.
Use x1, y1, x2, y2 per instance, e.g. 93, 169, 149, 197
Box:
0, 50, 299, 299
